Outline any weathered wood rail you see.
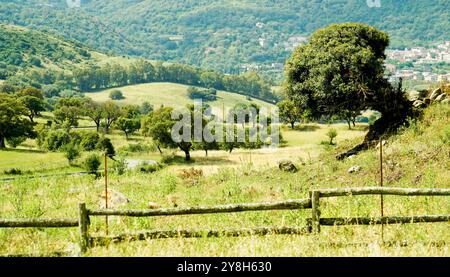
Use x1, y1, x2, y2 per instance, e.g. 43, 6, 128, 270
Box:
90, 226, 311, 246
1, 187, 449, 255
88, 199, 312, 217
309, 187, 450, 233
0, 218, 78, 228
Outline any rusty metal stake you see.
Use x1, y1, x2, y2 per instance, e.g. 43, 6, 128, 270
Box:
379, 137, 384, 242
104, 153, 109, 236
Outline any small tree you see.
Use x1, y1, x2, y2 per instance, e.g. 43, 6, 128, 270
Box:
62, 143, 81, 165
83, 153, 101, 174
96, 137, 115, 156
277, 99, 303, 129
326, 128, 338, 145
115, 117, 140, 139
109, 90, 124, 100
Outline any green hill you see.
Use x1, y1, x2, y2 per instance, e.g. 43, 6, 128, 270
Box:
84, 82, 275, 112
0, 24, 94, 79
0, 24, 278, 102
0, 0, 448, 75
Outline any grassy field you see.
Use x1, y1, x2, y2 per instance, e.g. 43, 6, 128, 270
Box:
0, 104, 449, 257
84, 82, 275, 114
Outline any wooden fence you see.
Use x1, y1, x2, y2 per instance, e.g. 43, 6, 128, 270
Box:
1, 187, 449, 254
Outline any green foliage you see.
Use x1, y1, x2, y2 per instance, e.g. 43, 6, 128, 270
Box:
2, 1, 447, 78
0, 92, 36, 148
277, 99, 303, 129
187, 87, 217, 101
6, 136, 27, 148
326, 128, 338, 145
112, 158, 127, 175
117, 143, 156, 154
62, 143, 81, 165
137, 162, 162, 174
286, 23, 391, 119
140, 102, 154, 115
80, 132, 100, 151
109, 90, 124, 100
96, 136, 115, 156
82, 153, 101, 173
15, 87, 45, 122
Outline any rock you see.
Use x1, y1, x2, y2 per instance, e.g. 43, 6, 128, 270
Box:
148, 202, 162, 209
99, 189, 130, 208
278, 160, 298, 173
348, 165, 362, 174
430, 88, 442, 100
435, 93, 447, 102
348, 155, 356, 160
442, 98, 450, 105
413, 100, 425, 108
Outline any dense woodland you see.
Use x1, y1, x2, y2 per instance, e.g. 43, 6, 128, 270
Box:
0, 0, 448, 76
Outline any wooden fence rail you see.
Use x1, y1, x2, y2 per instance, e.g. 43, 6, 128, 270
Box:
0, 218, 78, 228
88, 199, 312, 217
316, 187, 450, 198
1, 187, 449, 255
319, 215, 450, 226
90, 227, 311, 246
310, 187, 450, 233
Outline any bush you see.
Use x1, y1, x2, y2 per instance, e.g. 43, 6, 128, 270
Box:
117, 142, 157, 154
112, 158, 127, 175
3, 168, 23, 175
42, 130, 70, 151
326, 128, 338, 145
62, 143, 81, 165
80, 132, 100, 151
137, 162, 161, 173
6, 136, 27, 148
83, 154, 101, 173
109, 90, 124, 100
96, 137, 115, 155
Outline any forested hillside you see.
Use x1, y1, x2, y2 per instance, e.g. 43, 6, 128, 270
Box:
0, 0, 448, 75
0, 24, 278, 102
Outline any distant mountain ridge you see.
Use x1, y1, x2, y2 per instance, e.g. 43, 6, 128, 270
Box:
0, 0, 449, 75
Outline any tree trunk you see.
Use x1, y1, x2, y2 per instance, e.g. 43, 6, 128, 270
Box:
0, 135, 5, 149
184, 150, 191, 161
205, 149, 208, 157
347, 120, 351, 130
157, 145, 163, 154
291, 122, 295, 129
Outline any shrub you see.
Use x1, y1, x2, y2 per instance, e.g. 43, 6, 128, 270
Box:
83, 154, 101, 173
80, 132, 100, 151
112, 158, 127, 175
326, 128, 338, 145
42, 130, 70, 151
109, 90, 124, 100
62, 143, 81, 165
4, 168, 23, 175
137, 162, 161, 173
96, 137, 115, 155
118, 142, 157, 154
6, 136, 27, 148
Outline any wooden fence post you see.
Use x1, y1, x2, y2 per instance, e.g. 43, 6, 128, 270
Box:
311, 191, 321, 233
78, 203, 89, 254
